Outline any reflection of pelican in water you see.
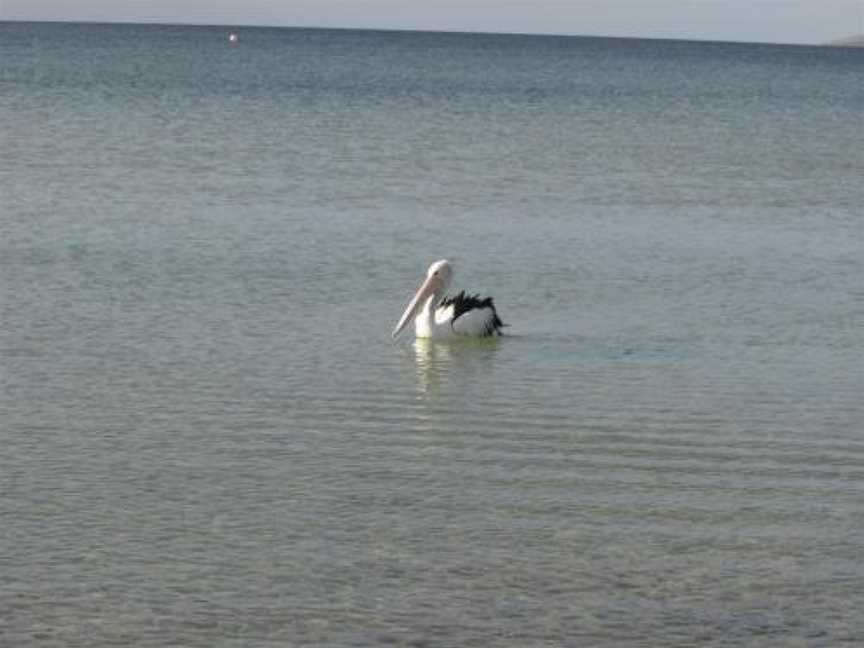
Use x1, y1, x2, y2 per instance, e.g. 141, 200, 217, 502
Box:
412, 337, 453, 370
409, 336, 501, 398
392, 260, 505, 340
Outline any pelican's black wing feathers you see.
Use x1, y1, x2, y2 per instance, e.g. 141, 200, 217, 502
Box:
439, 291, 505, 336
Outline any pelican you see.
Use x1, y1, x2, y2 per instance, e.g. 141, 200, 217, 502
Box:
391, 260, 505, 339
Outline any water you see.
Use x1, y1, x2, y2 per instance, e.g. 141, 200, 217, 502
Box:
1, 21, 863, 646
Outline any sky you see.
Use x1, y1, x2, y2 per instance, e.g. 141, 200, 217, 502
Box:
2, 1, 862, 45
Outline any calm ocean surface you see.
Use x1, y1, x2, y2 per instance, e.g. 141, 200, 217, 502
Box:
1, 21, 863, 647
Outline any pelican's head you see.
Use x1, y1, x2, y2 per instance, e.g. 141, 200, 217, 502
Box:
391, 259, 453, 339
425, 259, 452, 287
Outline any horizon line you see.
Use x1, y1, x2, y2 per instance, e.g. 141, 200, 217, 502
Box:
2, 17, 854, 49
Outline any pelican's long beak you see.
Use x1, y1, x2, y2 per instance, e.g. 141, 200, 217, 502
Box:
392, 274, 443, 339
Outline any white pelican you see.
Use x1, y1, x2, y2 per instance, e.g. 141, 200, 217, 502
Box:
391, 259, 505, 339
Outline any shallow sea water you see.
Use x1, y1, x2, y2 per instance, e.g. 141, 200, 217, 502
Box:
1, 22, 863, 646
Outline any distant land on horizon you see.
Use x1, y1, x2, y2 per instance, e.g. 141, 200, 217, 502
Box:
1, 18, 864, 48
825, 34, 864, 47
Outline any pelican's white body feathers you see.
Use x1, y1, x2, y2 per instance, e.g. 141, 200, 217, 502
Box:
392, 260, 505, 340
414, 296, 454, 339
